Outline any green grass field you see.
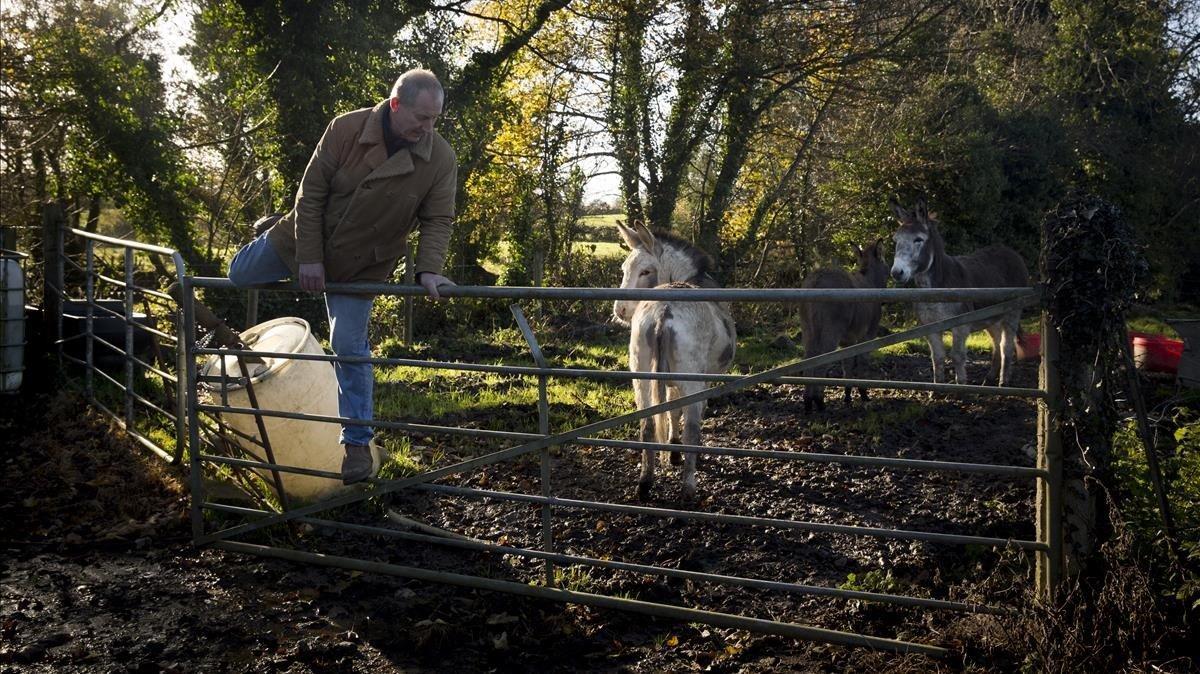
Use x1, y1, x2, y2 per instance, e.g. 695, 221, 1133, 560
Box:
577, 213, 625, 230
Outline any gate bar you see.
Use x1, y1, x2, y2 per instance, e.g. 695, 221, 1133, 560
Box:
412, 483, 1047, 551
195, 346, 1046, 398
510, 305, 556, 587
201, 502, 1002, 615
198, 408, 1046, 478
214, 540, 948, 657
191, 275, 1035, 305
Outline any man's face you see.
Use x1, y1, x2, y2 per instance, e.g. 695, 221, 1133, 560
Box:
389, 89, 443, 143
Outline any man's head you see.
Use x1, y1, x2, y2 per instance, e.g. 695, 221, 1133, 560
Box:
388, 69, 445, 143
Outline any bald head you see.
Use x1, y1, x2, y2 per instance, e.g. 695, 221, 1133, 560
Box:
390, 69, 444, 106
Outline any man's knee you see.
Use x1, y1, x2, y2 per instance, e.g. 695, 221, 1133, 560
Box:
227, 260, 252, 288
331, 332, 370, 358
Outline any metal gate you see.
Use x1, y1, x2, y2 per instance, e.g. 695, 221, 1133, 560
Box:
47, 226, 1062, 657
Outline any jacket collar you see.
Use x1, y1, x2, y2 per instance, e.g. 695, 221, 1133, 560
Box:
358, 100, 434, 180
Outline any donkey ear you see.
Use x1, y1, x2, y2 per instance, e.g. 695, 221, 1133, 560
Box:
915, 197, 929, 222
889, 197, 912, 224
615, 222, 641, 250
634, 221, 659, 254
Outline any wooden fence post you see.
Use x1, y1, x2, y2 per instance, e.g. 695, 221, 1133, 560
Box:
1036, 306, 1064, 601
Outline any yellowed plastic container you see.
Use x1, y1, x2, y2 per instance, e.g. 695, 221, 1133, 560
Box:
199, 317, 379, 502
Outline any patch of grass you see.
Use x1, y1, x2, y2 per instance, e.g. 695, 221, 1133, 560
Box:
544, 565, 597, 592
577, 213, 625, 231
1126, 316, 1180, 339
377, 435, 422, 479
838, 569, 901, 595
875, 329, 999, 357
570, 241, 625, 259
843, 401, 926, 441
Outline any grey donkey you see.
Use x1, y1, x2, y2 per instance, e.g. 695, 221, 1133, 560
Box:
800, 239, 890, 412
889, 197, 1030, 386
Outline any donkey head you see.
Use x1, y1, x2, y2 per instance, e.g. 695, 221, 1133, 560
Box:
613, 221, 662, 325
854, 238, 890, 288
889, 197, 938, 284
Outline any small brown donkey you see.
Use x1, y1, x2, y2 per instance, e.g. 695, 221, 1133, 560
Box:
888, 197, 1029, 386
800, 239, 890, 412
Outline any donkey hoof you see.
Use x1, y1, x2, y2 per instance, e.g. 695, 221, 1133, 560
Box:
636, 482, 652, 501
669, 450, 683, 466
858, 387, 869, 401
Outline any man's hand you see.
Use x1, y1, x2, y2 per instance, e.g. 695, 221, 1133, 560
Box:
298, 262, 326, 292
417, 272, 455, 301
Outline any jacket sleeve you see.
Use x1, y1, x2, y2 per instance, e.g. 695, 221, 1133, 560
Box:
292, 118, 343, 265
413, 156, 457, 275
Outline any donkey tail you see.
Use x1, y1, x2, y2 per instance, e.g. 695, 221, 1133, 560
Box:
650, 309, 674, 447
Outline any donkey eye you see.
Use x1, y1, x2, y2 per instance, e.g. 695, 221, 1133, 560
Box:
913, 237, 924, 244
639, 269, 652, 276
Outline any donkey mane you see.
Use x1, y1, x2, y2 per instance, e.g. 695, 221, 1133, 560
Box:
650, 229, 719, 286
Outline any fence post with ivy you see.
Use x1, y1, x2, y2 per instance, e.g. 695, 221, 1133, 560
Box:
1038, 196, 1146, 600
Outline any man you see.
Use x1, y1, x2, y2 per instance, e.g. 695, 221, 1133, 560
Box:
228, 68, 457, 485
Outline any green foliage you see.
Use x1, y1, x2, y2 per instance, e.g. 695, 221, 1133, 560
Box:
1111, 404, 1200, 608
839, 569, 901, 595
1, 0, 214, 271
1044, 0, 1200, 299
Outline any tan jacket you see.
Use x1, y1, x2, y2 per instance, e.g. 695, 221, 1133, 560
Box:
265, 100, 457, 284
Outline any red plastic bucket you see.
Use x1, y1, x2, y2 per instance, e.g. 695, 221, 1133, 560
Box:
1016, 333, 1041, 361
1014, 331, 1184, 373
1130, 332, 1184, 373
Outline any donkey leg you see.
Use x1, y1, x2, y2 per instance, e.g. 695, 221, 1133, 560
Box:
841, 357, 853, 404
634, 378, 656, 500
926, 333, 947, 383
668, 405, 684, 466
854, 355, 870, 401
950, 326, 970, 384
984, 325, 1003, 385
999, 313, 1019, 387
680, 400, 704, 500
803, 341, 828, 413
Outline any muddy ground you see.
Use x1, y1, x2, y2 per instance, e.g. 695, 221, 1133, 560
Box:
2, 353, 1048, 673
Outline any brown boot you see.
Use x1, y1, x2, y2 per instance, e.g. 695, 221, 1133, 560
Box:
341, 443, 373, 485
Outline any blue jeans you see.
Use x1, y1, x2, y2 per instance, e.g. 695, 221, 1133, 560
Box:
228, 233, 375, 446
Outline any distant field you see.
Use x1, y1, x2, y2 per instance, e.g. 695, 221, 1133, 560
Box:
577, 213, 625, 231
570, 240, 624, 258
480, 218, 628, 275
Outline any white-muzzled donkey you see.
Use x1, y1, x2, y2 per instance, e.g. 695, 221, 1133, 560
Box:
889, 197, 1030, 386
799, 239, 890, 412
613, 222, 737, 500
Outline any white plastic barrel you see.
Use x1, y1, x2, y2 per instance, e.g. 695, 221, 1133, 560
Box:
199, 317, 379, 502
1, 256, 24, 393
